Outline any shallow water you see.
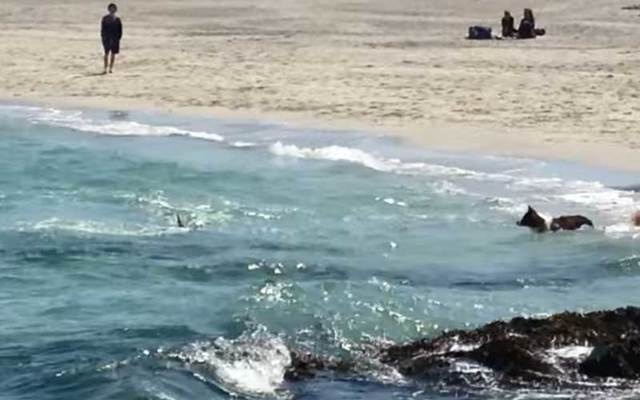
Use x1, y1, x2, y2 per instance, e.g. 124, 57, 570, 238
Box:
0, 104, 639, 399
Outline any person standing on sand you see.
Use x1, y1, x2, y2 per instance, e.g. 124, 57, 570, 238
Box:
101, 3, 123, 74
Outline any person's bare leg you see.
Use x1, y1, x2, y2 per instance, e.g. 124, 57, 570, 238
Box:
109, 53, 116, 73
103, 52, 109, 74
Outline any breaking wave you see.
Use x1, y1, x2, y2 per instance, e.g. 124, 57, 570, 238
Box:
168, 328, 292, 398
32, 109, 225, 142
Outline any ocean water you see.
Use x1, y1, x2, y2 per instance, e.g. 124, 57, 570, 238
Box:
0, 104, 639, 400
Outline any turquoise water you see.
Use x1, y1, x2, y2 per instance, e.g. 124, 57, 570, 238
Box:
1, 104, 639, 399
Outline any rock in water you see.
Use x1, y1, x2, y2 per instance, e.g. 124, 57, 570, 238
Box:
379, 307, 640, 383
466, 338, 560, 379
579, 336, 640, 379
286, 306, 640, 387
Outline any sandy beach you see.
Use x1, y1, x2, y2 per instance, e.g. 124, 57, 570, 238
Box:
1, 0, 639, 170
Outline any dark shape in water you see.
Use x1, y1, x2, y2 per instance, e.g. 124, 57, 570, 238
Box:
287, 307, 640, 387
549, 215, 594, 232
108, 110, 129, 121
176, 214, 185, 228
580, 336, 640, 379
517, 205, 593, 232
633, 211, 640, 227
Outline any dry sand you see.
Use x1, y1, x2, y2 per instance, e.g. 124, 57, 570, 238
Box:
1, 0, 639, 170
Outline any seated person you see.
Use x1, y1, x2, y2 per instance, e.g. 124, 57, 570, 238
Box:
517, 8, 536, 39
501, 11, 515, 37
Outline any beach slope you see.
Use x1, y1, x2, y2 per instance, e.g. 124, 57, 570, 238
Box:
1, 0, 639, 168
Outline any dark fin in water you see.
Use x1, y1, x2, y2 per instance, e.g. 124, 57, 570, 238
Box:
176, 214, 185, 228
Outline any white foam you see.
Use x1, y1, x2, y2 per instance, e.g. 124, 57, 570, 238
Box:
0, 104, 42, 113
170, 329, 291, 398
268, 142, 518, 184
440, 335, 481, 353
33, 109, 225, 142
547, 345, 593, 361
270, 142, 393, 172
557, 191, 635, 211
376, 197, 408, 207
448, 342, 481, 353
431, 181, 469, 196
487, 197, 526, 216
231, 141, 258, 148
19, 218, 185, 237
452, 360, 494, 375
604, 223, 640, 240
545, 345, 593, 369
511, 177, 564, 190
255, 281, 294, 303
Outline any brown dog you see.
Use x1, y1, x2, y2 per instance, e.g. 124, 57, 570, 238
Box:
517, 206, 594, 233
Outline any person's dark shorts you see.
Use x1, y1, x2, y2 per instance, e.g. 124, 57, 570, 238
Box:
102, 38, 120, 54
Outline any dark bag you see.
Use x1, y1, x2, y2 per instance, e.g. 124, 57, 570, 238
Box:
468, 26, 492, 40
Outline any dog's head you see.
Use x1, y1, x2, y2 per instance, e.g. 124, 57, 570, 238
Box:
517, 206, 547, 232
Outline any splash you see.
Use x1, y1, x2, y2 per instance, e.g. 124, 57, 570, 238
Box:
134, 192, 232, 228
169, 328, 292, 398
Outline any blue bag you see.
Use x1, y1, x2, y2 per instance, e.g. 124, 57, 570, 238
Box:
468, 26, 492, 40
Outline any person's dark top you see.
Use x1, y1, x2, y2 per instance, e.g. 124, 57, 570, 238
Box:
518, 18, 535, 39
501, 14, 515, 37
101, 14, 123, 42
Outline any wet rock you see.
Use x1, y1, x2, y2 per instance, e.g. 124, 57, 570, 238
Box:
467, 338, 559, 379
285, 351, 354, 381
396, 353, 456, 377
580, 335, 640, 379
286, 307, 640, 387
381, 307, 640, 370
286, 351, 326, 380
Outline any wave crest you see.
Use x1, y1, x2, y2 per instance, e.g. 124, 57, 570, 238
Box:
169, 328, 292, 398
33, 109, 225, 142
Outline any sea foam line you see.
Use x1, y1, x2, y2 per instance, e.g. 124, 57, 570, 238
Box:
32, 109, 225, 142
14, 107, 640, 235
269, 141, 511, 181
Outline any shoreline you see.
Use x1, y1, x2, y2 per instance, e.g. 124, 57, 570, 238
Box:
2, 0, 640, 174
5, 94, 640, 175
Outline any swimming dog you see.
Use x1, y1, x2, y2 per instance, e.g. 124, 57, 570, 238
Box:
517, 206, 593, 233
